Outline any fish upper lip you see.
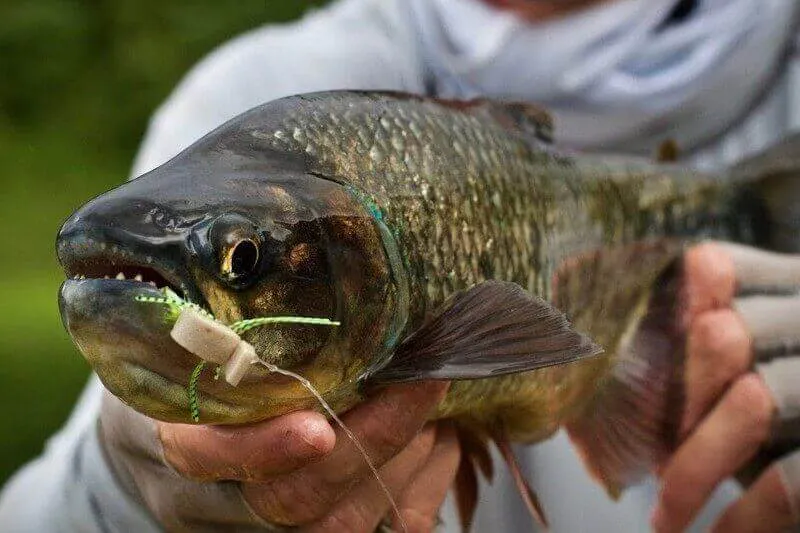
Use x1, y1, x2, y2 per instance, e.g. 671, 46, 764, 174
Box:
57, 234, 206, 306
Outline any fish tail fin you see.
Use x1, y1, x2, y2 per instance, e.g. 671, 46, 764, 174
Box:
555, 243, 686, 497
731, 133, 800, 252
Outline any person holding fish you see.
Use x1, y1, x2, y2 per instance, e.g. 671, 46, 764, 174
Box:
2, 0, 800, 532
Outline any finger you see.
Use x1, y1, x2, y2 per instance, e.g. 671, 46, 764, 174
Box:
392, 423, 461, 533
307, 425, 438, 533
653, 374, 775, 533
680, 243, 737, 326
243, 381, 450, 525
100, 392, 270, 530
711, 454, 797, 533
158, 410, 336, 481
682, 309, 751, 436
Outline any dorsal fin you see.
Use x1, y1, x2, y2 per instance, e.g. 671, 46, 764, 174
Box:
297, 91, 555, 144
433, 97, 555, 143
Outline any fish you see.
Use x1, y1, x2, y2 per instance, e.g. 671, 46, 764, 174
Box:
55, 91, 800, 528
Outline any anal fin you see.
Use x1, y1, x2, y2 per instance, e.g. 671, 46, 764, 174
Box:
454, 445, 479, 533
555, 241, 685, 496
495, 432, 549, 530
454, 428, 547, 532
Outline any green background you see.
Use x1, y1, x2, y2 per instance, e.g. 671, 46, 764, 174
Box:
0, 0, 326, 485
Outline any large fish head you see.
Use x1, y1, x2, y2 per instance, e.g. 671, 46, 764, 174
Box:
57, 128, 396, 424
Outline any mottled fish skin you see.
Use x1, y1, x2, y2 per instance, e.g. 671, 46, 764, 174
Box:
58, 90, 768, 442
229, 91, 758, 441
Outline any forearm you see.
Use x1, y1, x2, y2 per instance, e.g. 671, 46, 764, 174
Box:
0, 385, 161, 533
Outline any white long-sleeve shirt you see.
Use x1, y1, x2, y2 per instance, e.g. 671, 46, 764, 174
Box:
2, 0, 799, 531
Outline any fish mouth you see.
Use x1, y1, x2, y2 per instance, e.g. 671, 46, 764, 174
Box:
55, 232, 238, 422
58, 277, 263, 423
55, 225, 336, 425
57, 232, 206, 308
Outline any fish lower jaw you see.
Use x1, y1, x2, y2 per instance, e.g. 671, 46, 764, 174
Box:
107, 361, 248, 424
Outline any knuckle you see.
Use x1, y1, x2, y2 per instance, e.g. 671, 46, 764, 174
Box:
313, 501, 373, 533
690, 311, 749, 365
157, 425, 222, 480
156, 424, 179, 456
682, 244, 736, 318
688, 241, 722, 258
158, 429, 199, 478
685, 243, 735, 284
162, 453, 216, 482
402, 508, 437, 533
685, 242, 717, 267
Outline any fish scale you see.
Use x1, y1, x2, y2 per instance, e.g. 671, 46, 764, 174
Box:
60, 92, 796, 510
243, 92, 756, 438
261, 94, 562, 318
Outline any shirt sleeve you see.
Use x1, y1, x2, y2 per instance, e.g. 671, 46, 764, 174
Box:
131, 0, 424, 177
0, 376, 161, 533
0, 1, 420, 531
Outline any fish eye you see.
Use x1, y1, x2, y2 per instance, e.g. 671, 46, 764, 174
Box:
205, 213, 265, 284
223, 239, 260, 280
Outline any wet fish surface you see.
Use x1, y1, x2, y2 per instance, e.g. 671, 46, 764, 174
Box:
56, 91, 800, 522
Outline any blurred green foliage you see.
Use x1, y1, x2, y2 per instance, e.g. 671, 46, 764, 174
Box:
0, 0, 326, 485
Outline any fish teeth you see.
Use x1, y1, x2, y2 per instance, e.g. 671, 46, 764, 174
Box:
116, 272, 125, 280
147, 281, 157, 287
134, 274, 143, 282
104, 275, 110, 279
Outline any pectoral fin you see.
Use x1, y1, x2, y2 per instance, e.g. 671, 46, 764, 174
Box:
365, 281, 602, 384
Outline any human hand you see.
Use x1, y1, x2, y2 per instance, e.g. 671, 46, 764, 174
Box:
652, 242, 800, 532
99, 380, 459, 533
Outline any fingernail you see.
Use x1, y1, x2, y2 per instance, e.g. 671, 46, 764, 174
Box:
298, 417, 336, 457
